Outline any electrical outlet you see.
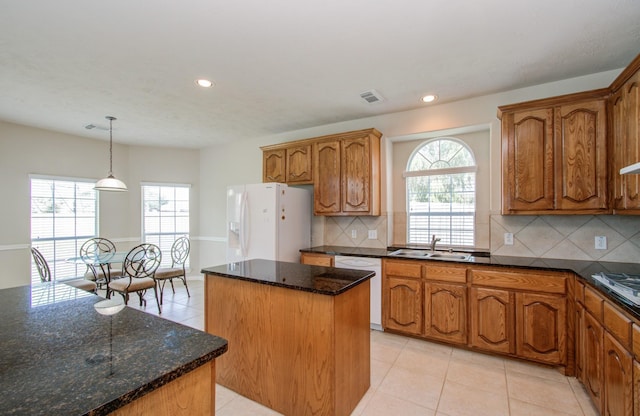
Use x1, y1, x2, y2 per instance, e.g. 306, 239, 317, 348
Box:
351, 229, 357, 239
595, 236, 607, 250
504, 232, 514, 245
368, 230, 377, 239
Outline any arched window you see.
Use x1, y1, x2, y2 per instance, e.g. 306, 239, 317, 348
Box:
405, 138, 476, 247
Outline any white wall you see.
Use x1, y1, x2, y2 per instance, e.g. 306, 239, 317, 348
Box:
0, 121, 199, 289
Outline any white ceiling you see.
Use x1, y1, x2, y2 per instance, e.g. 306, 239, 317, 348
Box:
1, 0, 639, 149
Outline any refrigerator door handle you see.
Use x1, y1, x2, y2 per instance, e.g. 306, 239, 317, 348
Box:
240, 191, 249, 258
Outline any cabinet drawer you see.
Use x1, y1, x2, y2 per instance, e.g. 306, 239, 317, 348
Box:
603, 301, 632, 348
384, 260, 422, 278
470, 269, 566, 294
584, 286, 604, 321
425, 264, 467, 283
300, 253, 334, 267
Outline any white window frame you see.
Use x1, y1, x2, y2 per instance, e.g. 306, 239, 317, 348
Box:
404, 137, 477, 247
30, 175, 98, 284
141, 182, 190, 268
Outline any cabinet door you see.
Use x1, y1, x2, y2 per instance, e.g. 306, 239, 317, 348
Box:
634, 360, 640, 416
623, 73, 640, 210
611, 88, 626, 210
263, 149, 286, 183
584, 311, 604, 414
576, 303, 585, 382
313, 140, 341, 214
341, 136, 372, 214
424, 282, 467, 345
603, 331, 633, 416
286, 145, 313, 184
470, 287, 514, 354
515, 292, 566, 365
555, 99, 608, 211
385, 276, 422, 335
502, 108, 554, 212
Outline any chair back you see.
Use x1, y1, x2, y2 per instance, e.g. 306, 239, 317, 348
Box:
123, 244, 162, 279
171, 237, 190, 267
30, 247, 51, 282
80, 237, 117, 257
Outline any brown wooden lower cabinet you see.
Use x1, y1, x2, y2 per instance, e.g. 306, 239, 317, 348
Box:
516, 292, 567, 365
603, 331, 634, 416
576, 303, 585, 381
385, 276, 422, 335
583, 309, 605, 413
383, 260, 570, 368
424, 282, 467, 345
469, 286, 514, 354
634, 360, 640, 416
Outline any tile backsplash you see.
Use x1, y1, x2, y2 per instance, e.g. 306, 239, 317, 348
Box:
490, 214, 640, 262
323, 215, 388, 249
320, 213, 640, 263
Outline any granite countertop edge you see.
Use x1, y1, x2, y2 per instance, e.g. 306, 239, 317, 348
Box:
301, 245, 640, 320
201, 259, 374, 296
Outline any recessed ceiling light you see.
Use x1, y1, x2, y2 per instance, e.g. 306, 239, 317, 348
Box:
195, 79, 214, 88
421, 94, 438, 103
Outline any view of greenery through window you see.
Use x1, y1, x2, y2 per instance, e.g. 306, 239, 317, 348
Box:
30, 178, 97, 284
142, 184, 190, 268
406, 138, 476, 246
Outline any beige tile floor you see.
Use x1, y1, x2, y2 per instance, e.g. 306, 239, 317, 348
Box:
121, 278, 600, 416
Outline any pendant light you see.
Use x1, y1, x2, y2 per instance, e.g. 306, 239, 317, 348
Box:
95, 116, 128, 192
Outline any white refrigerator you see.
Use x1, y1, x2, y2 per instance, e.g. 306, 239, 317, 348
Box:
226, 183, 311, 263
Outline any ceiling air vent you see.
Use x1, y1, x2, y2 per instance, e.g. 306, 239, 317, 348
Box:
359, 89, 385, 104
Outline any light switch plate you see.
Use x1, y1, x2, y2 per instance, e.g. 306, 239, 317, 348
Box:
368, 230, 377, 239
351, 229, 357, 239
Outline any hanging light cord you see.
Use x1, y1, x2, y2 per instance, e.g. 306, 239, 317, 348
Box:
106, 116, 116, 176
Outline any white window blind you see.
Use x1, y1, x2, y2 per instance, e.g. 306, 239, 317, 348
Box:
142, 184, 190, 268
405, 138, 476, 247
30, 177, 97, 284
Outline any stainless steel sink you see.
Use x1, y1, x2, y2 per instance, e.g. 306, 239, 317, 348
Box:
428, 253, 470, 260
388, 249, 471, 261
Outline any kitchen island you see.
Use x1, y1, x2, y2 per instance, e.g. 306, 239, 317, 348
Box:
0, 283, 228, 416
202, 259, 374, 416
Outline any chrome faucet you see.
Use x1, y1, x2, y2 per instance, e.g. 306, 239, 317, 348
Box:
430, 235, 441, 252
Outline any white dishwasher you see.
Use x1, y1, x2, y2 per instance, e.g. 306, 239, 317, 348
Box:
334, 255, 382, 331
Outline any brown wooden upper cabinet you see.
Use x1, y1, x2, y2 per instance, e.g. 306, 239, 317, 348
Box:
262, 128, 382, 216
499, 90, 609, 215
261, 142, 313, 185
313, 129, 381, 216
610, 57, 640, 213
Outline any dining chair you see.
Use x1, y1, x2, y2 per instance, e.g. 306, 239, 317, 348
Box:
154, 236, 190, 304
30, 247, 97, 292
80, 237, 122, 287
107, 243, 162, 313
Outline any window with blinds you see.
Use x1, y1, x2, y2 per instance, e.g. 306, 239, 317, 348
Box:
30, 177, 97, 284
405, 138, 476, 247
142, 184, 190, 268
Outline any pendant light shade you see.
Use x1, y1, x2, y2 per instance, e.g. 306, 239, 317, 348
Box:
95, 116, 128, 192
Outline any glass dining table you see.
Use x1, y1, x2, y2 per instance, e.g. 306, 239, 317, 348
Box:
66, 252, 127, 295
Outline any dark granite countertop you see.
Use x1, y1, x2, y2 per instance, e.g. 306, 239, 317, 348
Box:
0, 283, 228, 416
201, 259, 374, 295
301, 245, 640, 320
